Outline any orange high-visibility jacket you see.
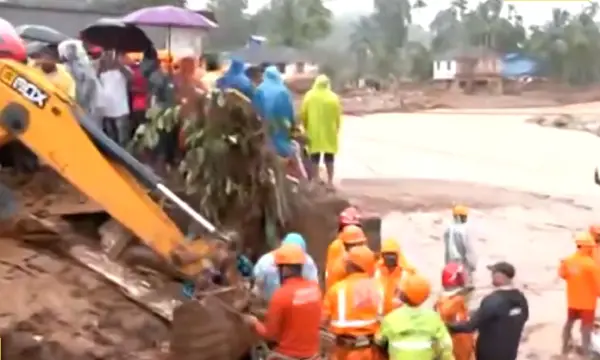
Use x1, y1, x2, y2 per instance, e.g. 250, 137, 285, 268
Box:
559, 252, 600, 310
323, 273, 384, 336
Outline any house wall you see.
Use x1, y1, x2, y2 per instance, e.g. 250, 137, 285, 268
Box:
433, 60, 456, 80
0, 3, 168, 47
456, 56, 502, 76
473, 56, 502, 75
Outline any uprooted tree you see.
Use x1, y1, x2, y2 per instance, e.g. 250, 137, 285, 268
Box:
134, 87, 350, 267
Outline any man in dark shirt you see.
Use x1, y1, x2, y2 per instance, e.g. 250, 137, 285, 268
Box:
447, 261, 529, 360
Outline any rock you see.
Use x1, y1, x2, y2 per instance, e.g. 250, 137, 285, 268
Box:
528, 113, 600, 136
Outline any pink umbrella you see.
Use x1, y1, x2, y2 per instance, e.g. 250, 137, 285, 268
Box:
122, 6, 217, 29
122, 6, 218, 63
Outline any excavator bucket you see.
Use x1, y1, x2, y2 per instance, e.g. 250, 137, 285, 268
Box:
170, 287, 258, 360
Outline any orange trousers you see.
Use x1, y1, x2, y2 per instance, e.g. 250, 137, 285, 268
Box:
452, 333, 474, 360
331, 346, 384, 360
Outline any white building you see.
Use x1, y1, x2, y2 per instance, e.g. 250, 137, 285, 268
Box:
433, 56, 458, 80
433, 48, 502, 81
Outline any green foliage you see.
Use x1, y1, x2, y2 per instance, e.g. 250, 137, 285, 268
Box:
263, 0, 333, 48
129, 104, 181, 153
205, 0, 253, 49
428, 0, 600, 85
177, 89, 292, 228
346, 0, 600, 85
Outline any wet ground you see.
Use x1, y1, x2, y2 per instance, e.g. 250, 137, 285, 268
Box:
334, 105, 600, 359
0, 238, 168, 360
342, 178, 596, 359
0, 102, 598, 359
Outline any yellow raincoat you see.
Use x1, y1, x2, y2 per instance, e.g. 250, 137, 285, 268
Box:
300, 75, 342, 154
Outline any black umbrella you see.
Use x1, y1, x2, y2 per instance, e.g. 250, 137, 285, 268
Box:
16, 24, 70, 45
25, 41, 49, 57
80, 18, 152, 52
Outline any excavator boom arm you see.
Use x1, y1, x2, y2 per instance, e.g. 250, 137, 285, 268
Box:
0, 59, 211, 276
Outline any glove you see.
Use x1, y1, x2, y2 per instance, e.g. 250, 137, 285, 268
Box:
182, 280, 195, 299
237, 254, 254, 278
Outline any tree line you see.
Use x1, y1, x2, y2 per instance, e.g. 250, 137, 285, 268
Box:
123, 0, 600, 85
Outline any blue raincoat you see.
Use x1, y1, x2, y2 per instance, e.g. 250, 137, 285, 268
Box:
253, 233, 319, 301
216, 57, 254, 100
252, 66, 295, 158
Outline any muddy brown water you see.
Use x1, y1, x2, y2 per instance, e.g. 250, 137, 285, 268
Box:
343, 178, 600, 359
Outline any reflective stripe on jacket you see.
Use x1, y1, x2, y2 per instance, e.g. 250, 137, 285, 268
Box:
375, 306, 454, 360
324, 273, 384, 335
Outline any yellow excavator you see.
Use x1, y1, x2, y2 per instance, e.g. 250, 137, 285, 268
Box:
0, 51, 249, 318
0, 57, 223, 272
0, 19, 375, 358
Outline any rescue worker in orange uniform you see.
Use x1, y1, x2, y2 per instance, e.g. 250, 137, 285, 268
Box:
323, 245, 383, 360
244, 243, 323, 360
326, 207, 362, 285
326, 225, 369, 291
435, 262, 474, 360
558, 231, 600, 357
375, 239, 415, 314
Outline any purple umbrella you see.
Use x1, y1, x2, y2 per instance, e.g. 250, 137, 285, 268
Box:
122, 6, 217, 28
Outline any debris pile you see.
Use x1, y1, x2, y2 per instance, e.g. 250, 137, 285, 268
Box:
340, 90, 449, 116
0, 238, 168, 360
527, 113, 600, 136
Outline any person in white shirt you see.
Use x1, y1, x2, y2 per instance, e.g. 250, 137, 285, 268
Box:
443, 204, 477, 288
98, 51, 132, 145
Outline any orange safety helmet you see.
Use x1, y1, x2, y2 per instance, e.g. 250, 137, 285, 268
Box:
452, 204, 469, 216
399, 273, 431, 306
274, 243, 306, 265
347, 245, 376, 274
339, 225, 367, 245
575, 231, 596, 247
339, 206, 361, 227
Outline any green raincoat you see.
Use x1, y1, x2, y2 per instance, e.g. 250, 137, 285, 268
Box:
301, 75, 342, 154
375, 306, 454, 360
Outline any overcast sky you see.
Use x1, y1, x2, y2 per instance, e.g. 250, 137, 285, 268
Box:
186, 0, 592, 28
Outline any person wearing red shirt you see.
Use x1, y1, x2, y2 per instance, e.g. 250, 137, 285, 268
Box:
244, 243, 323, 360
128, 60, 149, 139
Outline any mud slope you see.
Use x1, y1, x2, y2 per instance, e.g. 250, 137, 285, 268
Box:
341, 178, 598, 359
0, 238, 168, 360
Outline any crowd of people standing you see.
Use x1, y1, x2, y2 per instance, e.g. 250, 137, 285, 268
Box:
27, 39, 345, 187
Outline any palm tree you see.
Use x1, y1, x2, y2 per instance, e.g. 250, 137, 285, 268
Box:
349, 16, 377, 77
